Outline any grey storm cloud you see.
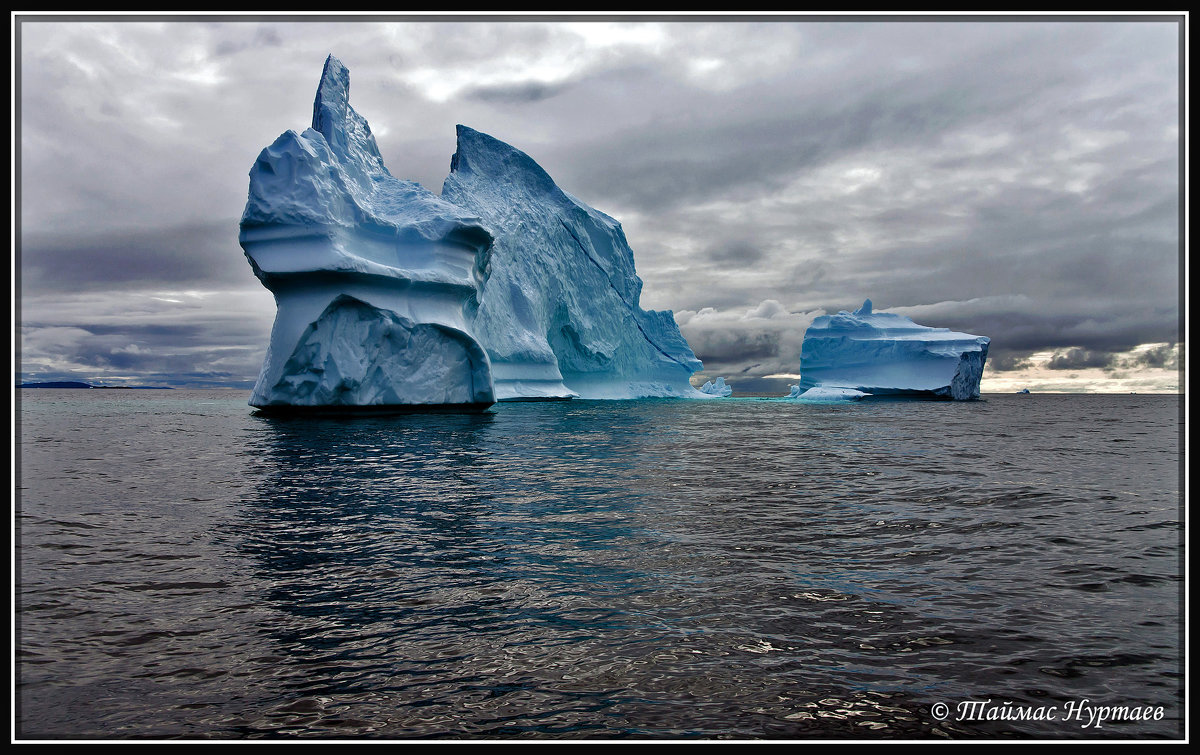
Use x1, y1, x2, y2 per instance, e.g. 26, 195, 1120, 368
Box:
1046, 347, 1116, 371
463, 80, 572, 104
704, 240, 770, 266
21, 222, 247, 291
15, 16, 1183, 389
1128, 342, 1181, 369
212, 26, 283, 57
985, 351, 1034, 372
685, 330, 780, 365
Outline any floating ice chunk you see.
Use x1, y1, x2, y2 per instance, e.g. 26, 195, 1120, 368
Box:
699, 377, 733, 396
787, 385, 871, 402
793, 300, 990, 400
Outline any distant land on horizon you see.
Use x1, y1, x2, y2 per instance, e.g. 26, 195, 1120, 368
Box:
18, 381, 174, 389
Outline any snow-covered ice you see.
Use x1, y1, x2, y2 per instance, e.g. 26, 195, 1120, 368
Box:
793, 299, 989, 401
443, 125, 704, 400
241, 56, 705, 408
698, 377, 733, 397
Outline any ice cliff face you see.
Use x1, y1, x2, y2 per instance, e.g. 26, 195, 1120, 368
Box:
795, 299, 989, 400
241, 56, 705, 407
240, 56, 495, 409
443, 126, 704, 400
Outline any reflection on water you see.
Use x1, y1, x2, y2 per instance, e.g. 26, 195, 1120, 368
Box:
17, 392, 1183, 739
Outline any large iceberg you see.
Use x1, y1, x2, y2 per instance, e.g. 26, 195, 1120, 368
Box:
240, 55, 705, 408
443, 126, 704, 400
240, 56, 496, 411
793, 300, 989, 400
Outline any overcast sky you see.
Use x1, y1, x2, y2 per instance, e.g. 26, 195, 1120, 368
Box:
15, 14, 1184, 393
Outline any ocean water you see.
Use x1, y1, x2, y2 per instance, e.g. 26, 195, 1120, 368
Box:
16, 390, 1184, 739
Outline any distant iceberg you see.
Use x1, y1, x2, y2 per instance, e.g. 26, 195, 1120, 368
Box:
793, 299, 989, 401
240, 56, 705, 409
698, 377, 733, 397
699, 377, 732, 397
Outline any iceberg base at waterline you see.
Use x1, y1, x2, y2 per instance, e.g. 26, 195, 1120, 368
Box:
249, 295, 495, 415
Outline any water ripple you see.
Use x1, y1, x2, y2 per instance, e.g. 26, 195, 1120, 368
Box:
16, 391, 1183, 739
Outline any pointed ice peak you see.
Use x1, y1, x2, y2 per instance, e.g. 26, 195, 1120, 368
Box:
310, 54, 387, 177
853, 299, 873, 316
312, 55, 350, 138
449, 125, 557, 195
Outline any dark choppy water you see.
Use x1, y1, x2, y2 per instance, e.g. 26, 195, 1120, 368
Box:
16, 390, 1183, 739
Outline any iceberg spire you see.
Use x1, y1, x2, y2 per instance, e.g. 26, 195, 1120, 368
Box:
310, 54, 388, 179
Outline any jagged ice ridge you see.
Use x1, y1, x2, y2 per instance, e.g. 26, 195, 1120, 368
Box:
443, 126, 704, 400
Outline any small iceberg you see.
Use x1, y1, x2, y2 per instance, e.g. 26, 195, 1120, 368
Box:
790, 299, 990, 401
786, 385, 871, 402
698, 377, 733, 397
